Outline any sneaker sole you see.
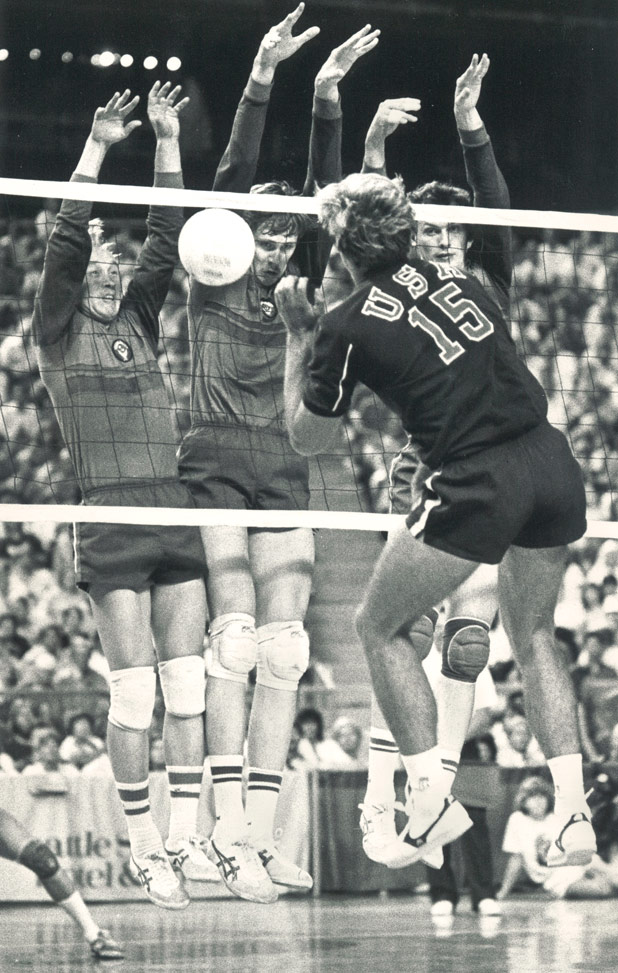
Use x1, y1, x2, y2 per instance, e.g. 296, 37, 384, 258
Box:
386, 803, 473, 869
268, 874, 313, 890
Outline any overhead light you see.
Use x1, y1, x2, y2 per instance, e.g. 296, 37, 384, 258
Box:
29, 49, 41, 60
99, 51, 116, 68
166, 57, 182, 71
120, 54, 133, 68
0, 50, 8, 62
143, 56, 158, 70
61, 52, 73, 64
91, 54, 101, 67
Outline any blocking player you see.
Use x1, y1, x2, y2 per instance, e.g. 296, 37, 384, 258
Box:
277, 171, 597, 868
33, 85, 215, 909
359, 55, 514, 867
178, 5, 379, 903
0, 806, 123, 959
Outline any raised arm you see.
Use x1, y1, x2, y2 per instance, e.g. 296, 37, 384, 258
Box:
123, 81, 190, 347
362, 97, 421, 176
33, 90, 141, 346
455, 54, 512, 291
213, 3, 319, 192
305, 24, 381, 194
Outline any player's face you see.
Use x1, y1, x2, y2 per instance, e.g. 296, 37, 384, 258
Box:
252, 230, 299, 288
415, 221, 469, 270
82, 249, 122, 322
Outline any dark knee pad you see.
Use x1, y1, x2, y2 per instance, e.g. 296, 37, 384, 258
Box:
18, 840, 60, 880
409, 610, 439, 661
441, 617, 490, 683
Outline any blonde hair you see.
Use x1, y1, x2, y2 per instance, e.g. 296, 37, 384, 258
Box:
317, 173, 414, 274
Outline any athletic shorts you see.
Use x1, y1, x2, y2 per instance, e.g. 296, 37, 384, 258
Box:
403, 421, 587, 564
178, 423, 310, 511
74, 480, 206, 591
389, 438, 425, 514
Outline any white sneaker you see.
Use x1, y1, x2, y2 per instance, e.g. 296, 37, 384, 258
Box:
359, 801, 445, 869
430, 900, 454, 917
477, 898, 502, 916
386, 796, 472, 869
129, 851, 190, 910
546, 810, 597, 867
208, 835, 278, 903
256, 841, 313, 891
165, 834, 222, 882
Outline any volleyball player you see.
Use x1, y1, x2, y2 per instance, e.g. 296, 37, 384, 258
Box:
0, 807, 123, 959
33, 85, 215, 909
178, 5, 380, 903
278, 171, 596, 869
360, 55, 513, 870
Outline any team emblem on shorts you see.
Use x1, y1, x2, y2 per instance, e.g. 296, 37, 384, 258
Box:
111, 338, 133, 362
260, 299, 276, 320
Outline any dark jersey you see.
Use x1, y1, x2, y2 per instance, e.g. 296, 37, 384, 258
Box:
33, 173, 184, 501
303, 259, 547, 471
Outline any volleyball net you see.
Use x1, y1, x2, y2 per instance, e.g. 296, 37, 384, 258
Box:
0, 176, 617, 538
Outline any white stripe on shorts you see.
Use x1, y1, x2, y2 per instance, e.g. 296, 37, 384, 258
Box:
408, 470, 441, 538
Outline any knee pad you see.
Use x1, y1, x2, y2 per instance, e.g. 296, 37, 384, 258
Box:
409, 610, 438, 661
158, 655, 206, 717
208, 613, 258, 684
256, 621, 310, 692
108, 666, 156, 731
18, 839, 60, 881
441, 617, 490, 683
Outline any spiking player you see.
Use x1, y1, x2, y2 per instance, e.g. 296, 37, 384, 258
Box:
278, 171, 597, 869
33, 85, 216, 910
178, 4, 380, 903
358, 56, 515, 872
0, 806, 123, 959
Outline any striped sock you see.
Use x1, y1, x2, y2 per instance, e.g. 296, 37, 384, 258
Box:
167, 764, 203, 843
440, 748, 460, 786
364, 726, 400, 806
116, 779, 162, 859
246, 767, 283, 842
209, 755, 245, 841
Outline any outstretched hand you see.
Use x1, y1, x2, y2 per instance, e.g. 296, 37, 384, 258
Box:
455, 53, 490, 115
90, 90, 141, 144
315, 24, 381, 98
368, 97, 421, 138
276, 276, 323, 336
257, 3, 320, 72
147, 81, 190, 139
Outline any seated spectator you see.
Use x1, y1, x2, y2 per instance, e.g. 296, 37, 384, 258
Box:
52, 633, 109, 695
497, 776, 616, 901
575, 632, 618, 681
313, 717, 365, 770
294, 707, 326, 767
20, 623, 67, 675
22, 727, 79, 777
3, 696, 38, 768
492, 714, 545, 768
58, 713, 104, 770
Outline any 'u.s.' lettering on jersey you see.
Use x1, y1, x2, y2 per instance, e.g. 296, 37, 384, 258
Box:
361, 263, 495, 366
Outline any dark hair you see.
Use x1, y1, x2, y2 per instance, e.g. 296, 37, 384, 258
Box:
409, 180, 472, 207
295, 706, 325, 742
242, 180, 314, 238
515, 775, 554, 814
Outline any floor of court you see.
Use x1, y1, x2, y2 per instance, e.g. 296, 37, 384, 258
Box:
1, 892, 616, 972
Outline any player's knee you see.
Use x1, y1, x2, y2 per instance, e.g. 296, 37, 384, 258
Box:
409, 610, 439, 661
108, 666, 156, 731
158, 655, 206, 718
256, 621, 310, 692
18, 840, 60, 881
208, 613, 258, 684
441, 617, 490, 683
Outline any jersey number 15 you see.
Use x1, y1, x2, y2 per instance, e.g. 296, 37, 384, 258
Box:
362, 272, 495, 366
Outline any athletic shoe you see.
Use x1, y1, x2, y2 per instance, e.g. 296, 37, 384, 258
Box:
129, 851, 190, 910
403, 781, 444, 870
477, 898, 502, 916
386, 795, 473, 869
256, 841, 313, 891
430, 900, 454, 917
208, 836, 278, 903
165, 834, 221, 882
358, 801, 445, 870
89, 929, 124, 960
545, 810, 597, 867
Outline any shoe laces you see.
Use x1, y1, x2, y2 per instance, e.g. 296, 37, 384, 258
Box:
143, 851, 179, 894
233, 837, 269, 882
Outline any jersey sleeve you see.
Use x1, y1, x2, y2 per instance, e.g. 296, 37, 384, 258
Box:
302, 95, 343, 196
212, 76, 272, 192
32, 174, 95, 347
460, 124, 513, 293
303, 312, 358, 418
121, 170, 184, 349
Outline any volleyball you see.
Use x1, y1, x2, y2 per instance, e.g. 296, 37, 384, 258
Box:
178, 208, 255, 286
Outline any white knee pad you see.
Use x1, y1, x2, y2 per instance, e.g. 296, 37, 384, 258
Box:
108, 666, 156, 732
158, 655, 206, 717
208, 613, 258, 684
256, 621, 310, 692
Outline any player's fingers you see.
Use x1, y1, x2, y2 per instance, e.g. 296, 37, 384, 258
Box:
116, 89, 134, 109
165, 84, 183, 103
356, 36, 380, 55
124, 120, 142, 136
120, 95, 140, 116
158, 81, 173, 97
389, 97, 421, 110
341, 23, 374, 46
174, 96, 191, 114
282, 2, 305, 29
295, 25, 320, 46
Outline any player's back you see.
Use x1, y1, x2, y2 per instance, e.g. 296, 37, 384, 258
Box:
309, 258, 547, 470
